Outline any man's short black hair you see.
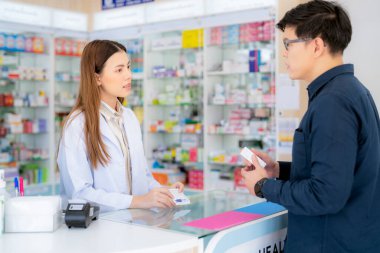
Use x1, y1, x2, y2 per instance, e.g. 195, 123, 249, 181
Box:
277, 0, 352, 55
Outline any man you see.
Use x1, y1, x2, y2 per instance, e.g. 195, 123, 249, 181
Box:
241, 1, 380, 252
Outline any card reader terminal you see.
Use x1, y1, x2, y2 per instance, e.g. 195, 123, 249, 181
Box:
65, 203, 100, 228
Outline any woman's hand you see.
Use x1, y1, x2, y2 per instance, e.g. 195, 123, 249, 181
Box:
170, 181, 184, 192
131, 187, 175, 209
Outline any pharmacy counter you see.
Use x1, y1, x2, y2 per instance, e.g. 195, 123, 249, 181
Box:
0, 217, 198, 253
101, 190, 288, 252
0, 191, 288, 253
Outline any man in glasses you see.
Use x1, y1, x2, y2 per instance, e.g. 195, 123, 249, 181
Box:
241, 0, 380, 252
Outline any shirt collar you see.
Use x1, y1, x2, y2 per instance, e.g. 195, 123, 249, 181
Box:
307, 64, 354, 101
100, 100, 123, 122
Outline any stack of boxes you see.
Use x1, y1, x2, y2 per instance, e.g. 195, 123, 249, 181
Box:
0, 91, 48, 107
1, 66, 48, 81
188, 170, 203, 190
3, 113, 47, 134
210, 25, 239, 45
210, 21, 274, 46
55, 38, 87, 56
240, 20, 275, 43
0, 33, 44, 53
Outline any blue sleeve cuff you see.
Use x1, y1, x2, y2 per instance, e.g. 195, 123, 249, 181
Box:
262, 178, 282, 203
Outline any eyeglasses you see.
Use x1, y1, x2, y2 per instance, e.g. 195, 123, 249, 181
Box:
283, 38, 312, 51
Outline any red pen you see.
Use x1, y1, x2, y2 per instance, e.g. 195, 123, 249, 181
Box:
19, 176, 24, 196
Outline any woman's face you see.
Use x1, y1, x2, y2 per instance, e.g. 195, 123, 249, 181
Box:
96, 51, 132, 104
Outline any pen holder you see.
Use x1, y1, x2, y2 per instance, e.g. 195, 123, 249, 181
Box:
5, 196, 62, 233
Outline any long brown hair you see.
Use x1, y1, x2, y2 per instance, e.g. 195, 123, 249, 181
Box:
62, 40, 127, 169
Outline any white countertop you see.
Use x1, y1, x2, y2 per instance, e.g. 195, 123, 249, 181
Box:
0, 219, 198, 253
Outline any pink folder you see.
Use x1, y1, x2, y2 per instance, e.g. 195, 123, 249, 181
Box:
184, 211, 264, 231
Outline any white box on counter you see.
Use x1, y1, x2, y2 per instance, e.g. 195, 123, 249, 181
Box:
5, 196, 62, 233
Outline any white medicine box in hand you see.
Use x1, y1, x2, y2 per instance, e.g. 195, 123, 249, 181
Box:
240, 147, 267, 168
169, 189, 190, 206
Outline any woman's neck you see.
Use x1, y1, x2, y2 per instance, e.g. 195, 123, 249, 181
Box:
101, 95, 118, 111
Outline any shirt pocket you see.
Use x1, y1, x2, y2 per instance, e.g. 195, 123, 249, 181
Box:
291, 128, 308, 179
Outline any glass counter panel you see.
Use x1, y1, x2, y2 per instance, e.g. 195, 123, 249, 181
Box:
100, 190, 265, 238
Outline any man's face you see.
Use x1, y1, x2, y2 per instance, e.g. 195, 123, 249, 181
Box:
282, 27, 315, 81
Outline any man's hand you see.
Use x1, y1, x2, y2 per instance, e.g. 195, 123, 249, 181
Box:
241, 153, 269, 196
251, 149, 280, 178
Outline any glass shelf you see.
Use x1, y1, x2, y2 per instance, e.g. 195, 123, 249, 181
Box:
6, 132, 48, 136
149, 131, 202, 135
0, 105, 49, 109
148, 158, 204, 168
207, 71, 271, 76
148, 76, 203, 80
208, 162, 244, 167
148, 103, 201, 107
148, 48, 202, 53
208, 103, 275, 108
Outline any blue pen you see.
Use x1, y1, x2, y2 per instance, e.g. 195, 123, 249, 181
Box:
14, 177, 19, 197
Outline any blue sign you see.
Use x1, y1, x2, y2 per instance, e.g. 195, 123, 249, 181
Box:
102, 0, 154, 10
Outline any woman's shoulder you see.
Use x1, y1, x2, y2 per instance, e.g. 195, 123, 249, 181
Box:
59, 110, 86, 144
64, 110, 85, 131
122, 106, 138, 122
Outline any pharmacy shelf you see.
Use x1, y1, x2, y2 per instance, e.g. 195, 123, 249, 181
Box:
55, 104, 75, 107
0, 33, 54, 193
133, 72, 144, 80
53, 37, 87, 189
207, 132, 268, 137
203, 20, 276, 192
148, 132, 202, 135
207, 71, 272, 76
6, 132, 49, 136
24, 182, 59, 196
144, 29, 204, 189
55, 80, 79, 84
148, 48, 200, 53
150, 159, 204, 168
208, 162, 244, 167
208, 103, 275, 108
147, 76, 202, 80
0, 105, 49, 109
0, 158, 49, 167
148, 103, 202, 107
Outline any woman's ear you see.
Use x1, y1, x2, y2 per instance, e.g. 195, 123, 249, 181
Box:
95, 73, 102, 86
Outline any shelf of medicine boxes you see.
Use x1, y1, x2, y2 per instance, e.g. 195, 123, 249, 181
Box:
0, 35, 52, 190
203, 21, 276, 191
119, 39, 144, 125
53, 38, 86, 187
54, 38, 82, 112
144, 30, 205, 190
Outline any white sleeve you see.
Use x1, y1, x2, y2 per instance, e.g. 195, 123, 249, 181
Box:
128, 109, 161, 190
57, 118, 133, 211
144, 155, 162, 190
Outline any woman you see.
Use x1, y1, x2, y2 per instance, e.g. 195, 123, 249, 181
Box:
57, 40, 183, 211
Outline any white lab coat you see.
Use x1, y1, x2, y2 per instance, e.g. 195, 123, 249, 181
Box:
57, 108, 160, 212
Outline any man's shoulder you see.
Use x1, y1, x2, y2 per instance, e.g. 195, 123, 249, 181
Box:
332, 73, 367, 97
320, 74, 367, 106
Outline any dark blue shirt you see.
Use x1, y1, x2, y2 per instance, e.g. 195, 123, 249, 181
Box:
263, 64, 380, 253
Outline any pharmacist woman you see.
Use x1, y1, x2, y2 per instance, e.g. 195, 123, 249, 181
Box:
57, 40, 183, 212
